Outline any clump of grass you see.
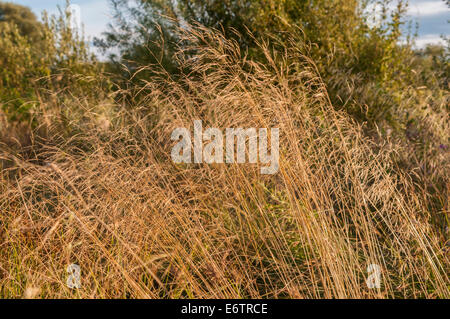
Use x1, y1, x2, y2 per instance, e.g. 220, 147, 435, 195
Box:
0, 26, 448, 299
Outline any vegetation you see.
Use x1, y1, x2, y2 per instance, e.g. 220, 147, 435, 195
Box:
0, 0, 448, 298
0, 2, 99, 121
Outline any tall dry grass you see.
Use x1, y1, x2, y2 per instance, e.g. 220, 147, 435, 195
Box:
0, 26, 448, 298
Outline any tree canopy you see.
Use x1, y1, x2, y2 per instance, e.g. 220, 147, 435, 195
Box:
0, 2, 43, 41
96, 0, 419, 124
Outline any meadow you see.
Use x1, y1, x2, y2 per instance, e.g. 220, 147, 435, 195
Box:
0, 1, 448, 298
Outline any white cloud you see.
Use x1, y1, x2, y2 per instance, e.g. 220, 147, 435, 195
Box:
407, 1, 450, 17
413, 34, 446, 48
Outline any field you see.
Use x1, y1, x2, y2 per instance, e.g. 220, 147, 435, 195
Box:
0, 1, 449, 299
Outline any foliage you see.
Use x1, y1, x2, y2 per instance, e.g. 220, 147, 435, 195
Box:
1, 26, 448, 298
0, 2, 43, 42
97, 0, 421, 123
0, 3, 99, 122
0, 1, 448, 299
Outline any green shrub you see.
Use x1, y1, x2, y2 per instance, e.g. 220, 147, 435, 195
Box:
0, 3, 99, 122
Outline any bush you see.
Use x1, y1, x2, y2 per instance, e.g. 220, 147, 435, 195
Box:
0, 3, 99, 122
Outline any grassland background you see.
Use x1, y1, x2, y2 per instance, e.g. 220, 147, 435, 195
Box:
0, 0, 448, 298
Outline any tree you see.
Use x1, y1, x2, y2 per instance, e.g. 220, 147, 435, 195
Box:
97, 0, 416, 124
0, 2, 99, 122
0, 2, 43, 42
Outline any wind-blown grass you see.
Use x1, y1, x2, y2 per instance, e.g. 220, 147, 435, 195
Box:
0, 26, 448, 298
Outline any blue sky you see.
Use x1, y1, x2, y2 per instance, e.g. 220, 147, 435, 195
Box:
7, 0, 110, 40
6, 0, 450, 49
